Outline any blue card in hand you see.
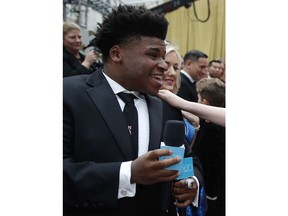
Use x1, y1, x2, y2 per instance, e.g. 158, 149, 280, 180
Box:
176, 157, 194, 180
159, 145, 184, 172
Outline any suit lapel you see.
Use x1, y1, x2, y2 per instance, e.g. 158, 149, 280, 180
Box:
86, 71, 135, 160
145, 94, 163, 151
85, 71, 164, 159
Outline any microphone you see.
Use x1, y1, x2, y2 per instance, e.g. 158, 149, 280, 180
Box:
163, 120, 185, 147
162, 120, 187, 216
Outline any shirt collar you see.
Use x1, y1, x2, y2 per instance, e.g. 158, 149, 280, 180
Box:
181, 70, 195, 83
102, 71, 142, 99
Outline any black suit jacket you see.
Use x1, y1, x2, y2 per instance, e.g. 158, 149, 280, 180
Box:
192, 120, 225, 201
63, 47, 94, 77
63, 70, 203, 216
177, 72, 198, 102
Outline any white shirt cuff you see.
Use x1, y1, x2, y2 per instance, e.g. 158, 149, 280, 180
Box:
118, 161, 136, 199
191, 176, 200, 207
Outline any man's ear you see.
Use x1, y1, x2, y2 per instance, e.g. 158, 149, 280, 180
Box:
109, 45, 122, 63
186, 59, 192, 67
202, 98, 210, 105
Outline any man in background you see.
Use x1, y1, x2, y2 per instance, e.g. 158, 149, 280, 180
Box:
177, 50, 208, 102
207, 59, 223, 79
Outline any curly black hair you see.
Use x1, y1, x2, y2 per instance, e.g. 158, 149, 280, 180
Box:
91, 4, 169, 62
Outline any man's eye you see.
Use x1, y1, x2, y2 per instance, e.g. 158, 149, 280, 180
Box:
174, 67, 180, 71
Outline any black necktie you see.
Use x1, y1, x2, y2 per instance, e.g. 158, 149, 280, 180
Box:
118, 92, 138, 157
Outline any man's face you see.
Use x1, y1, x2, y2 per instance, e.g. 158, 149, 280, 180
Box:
193, 57, 209, 81
117, 36, 168, 96
209, 62, 222, 78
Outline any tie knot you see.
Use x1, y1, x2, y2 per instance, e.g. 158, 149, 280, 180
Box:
118, 92, 137, 104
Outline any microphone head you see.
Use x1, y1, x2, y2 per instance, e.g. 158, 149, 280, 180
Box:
163, 120, 185, 147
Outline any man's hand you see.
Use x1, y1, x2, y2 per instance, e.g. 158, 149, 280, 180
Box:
172, 179, 197, 208
130, 149, 181, 185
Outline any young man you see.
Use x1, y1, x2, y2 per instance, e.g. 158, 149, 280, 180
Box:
63, 5, 203, 216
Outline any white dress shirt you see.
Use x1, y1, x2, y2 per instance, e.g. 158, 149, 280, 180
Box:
103, 72, 149, 198
181, 70, 195, 84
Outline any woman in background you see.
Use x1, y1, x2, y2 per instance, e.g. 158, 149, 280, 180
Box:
161, 41, 207, 216
161, 42, 200, 147
63, 21, 98, 77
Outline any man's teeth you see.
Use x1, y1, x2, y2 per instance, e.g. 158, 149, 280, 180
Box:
152, 75, 162, 81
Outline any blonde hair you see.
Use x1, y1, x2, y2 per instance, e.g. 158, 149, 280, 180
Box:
63, 21, 81, 37
165, 41, 182, 94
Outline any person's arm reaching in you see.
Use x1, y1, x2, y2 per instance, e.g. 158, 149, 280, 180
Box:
158, 89, 225, 127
